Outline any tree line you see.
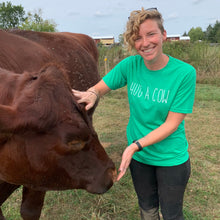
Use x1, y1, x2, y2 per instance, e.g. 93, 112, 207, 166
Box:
0, 1, 57, 32
1, 1, 220, 43
187, 21, 220, 43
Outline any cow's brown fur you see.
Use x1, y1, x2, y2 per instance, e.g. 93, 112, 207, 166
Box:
0, 30, 116, 220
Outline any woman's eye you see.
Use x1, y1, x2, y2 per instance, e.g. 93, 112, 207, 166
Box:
135, 37, 141, 41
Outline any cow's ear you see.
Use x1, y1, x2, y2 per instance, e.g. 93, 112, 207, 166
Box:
55, 140, 86, 155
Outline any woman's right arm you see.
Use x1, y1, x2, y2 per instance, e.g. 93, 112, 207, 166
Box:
72, 79, 111, 110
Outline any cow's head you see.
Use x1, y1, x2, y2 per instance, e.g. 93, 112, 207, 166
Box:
0, 64, 116, 194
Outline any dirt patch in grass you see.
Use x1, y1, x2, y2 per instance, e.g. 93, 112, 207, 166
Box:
101, 142, 111, 148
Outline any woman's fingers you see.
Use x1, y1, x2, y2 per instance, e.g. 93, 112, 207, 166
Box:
117, 169, 126, 181
72, 89, 97, 110
117, 144, 138, 181
85, 102, 94, 110
72, 89, 85, 99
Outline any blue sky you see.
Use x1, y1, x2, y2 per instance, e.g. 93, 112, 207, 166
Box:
9, 0, 220, 41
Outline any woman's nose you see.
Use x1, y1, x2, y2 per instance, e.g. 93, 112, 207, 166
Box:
140, 36, 150, 47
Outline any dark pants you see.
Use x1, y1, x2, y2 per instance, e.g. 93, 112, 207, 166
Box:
129, 158, 191, 220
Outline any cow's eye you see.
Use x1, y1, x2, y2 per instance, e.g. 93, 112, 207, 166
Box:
67, 140, 86, 151
54, 140, 86, 155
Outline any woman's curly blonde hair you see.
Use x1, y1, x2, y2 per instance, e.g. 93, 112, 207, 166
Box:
123, 7, 164, 51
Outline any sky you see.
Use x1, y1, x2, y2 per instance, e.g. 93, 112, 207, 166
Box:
8, 0, 220, 42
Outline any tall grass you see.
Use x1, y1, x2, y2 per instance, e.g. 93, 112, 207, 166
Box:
98, 42, 220, 85
98, 45, 125, 75
163, 41, 220, 85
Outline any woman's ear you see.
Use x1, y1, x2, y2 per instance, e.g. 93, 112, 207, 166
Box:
162, 30, 167, 42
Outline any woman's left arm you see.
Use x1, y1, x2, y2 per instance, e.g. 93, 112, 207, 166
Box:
117, 111, 186, 181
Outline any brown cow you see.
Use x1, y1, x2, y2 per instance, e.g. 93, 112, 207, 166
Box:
0, 30, 116, 220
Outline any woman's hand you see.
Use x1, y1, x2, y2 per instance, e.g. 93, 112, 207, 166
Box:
72, 80, 111, 110
117, 143, 139, 181
72, 88, 99, 110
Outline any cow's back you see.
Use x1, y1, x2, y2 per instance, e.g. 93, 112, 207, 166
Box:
0, 30, 52, 73
0, 30, 100, 90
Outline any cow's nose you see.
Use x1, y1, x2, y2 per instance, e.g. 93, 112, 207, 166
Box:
86, 167, 116, 194
104, 167, 117, 189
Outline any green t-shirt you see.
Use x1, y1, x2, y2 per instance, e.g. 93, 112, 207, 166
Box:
103, 55, 196, 166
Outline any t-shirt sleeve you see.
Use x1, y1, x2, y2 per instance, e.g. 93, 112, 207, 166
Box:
170, 67, 196, 114
102, 58, 129, 90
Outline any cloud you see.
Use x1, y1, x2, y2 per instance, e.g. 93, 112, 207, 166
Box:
68, 11, 80, 17
166, 12, 179, 21
94, 10, 111, 17
192, 0, 204, 4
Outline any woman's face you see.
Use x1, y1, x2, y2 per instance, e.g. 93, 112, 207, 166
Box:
134, 19, 167, 67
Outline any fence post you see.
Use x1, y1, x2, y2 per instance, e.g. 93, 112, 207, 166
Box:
104, 56, 108, 75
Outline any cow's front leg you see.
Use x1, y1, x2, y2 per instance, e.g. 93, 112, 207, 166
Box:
20, 187, 46, 220
0, 181, 20, 220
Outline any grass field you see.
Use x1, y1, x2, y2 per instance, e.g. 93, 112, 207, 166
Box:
2, 83, 220, 220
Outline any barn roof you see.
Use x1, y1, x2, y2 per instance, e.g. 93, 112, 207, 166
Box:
92, 36, 114, 39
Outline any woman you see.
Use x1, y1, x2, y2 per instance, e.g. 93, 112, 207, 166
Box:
73, 8, 196, 220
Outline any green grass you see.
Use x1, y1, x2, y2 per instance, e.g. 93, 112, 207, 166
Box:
2, 83, 220, 219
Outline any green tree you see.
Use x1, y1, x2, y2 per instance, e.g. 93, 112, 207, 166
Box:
208, 20, 220, 43
20, 9, 57, 32
0, 1, 26, 29
204, 24, 213, 41
182, 31, 188, 36
188, 27, 204, 42
118, 34, 124, 45
216, 28, 220, 43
